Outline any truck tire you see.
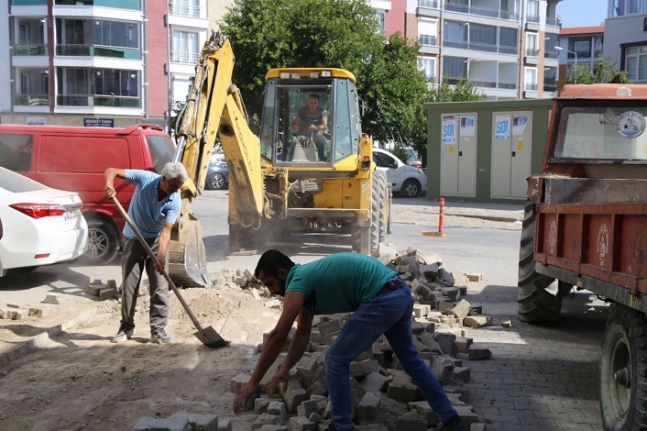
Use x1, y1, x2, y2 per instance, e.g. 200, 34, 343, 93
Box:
375, 171, 387, 243
517, 199, 559, 324
600, 304, 647, 431
370, 174, 381, 248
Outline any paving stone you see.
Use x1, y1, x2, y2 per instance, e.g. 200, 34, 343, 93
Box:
267, 401, 287, 420
133, 417, 191, 431
454, 337, 473, 354
255, 398, 271, 414
386, 375, 418, 402
463, 316, 492, 328
441, 288, 461, 301
231, 373, 251, 393
317, 318, 342, 336
306, 381, 327, 397
468, 344, 492, 360
168, 412, 218, 430
356, 392, 382, 421
452, 366, 471, 382
99, 286, 119, 299
42, 293, 59, 305
407, 401, 439, 426
282, 385, 307, 414
258, 425, 288, 431
434, 332, 457, 356
251, 414, 281, 430
466, 273, 483, 282
396, 411, 428, 431
430, 355, 455, 384
0, 309, 16, 319
450, 299, 472, 320
288, 416, 317, 431
28, 306, 51, 318
297, 399, 320, 419
357, 371, 389, 394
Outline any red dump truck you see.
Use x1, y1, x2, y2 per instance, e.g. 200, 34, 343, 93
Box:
518, 84, 647, 430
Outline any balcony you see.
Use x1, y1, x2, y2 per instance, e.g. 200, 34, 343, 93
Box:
526, 13, 539, 23
56, 45, 141, 60
543, 84, 557, 92
57, 94, 140, 108
419, 34, 437, 46
11, 0, 46, 4
444, 2, 518, 20
171, 51, 200, 64
525, 48, 539, 57
544, 50, 559, 59
13, 45, 48, 56
444, 39, 517, 55
446, 77, 516, 89
524, 83, 538, 91
170, 0, 201, 18
15, 93, 49, 106
546, 17, 560, 27
53, 0, 141, 11
418, 0, 438, 8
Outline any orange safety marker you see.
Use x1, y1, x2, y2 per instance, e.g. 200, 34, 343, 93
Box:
421, 197, 448, 237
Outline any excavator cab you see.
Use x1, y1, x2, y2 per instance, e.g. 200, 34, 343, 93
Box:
259, 69, 361, 168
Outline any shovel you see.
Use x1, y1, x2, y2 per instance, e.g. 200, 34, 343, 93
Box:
110, 196, 229, 348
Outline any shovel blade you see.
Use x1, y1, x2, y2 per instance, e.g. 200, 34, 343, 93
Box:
194, 326, 229, 348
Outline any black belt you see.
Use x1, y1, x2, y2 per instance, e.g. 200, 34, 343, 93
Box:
374, 276, 404, 298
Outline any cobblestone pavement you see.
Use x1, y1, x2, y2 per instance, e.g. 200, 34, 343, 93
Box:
454, 234, 608, 431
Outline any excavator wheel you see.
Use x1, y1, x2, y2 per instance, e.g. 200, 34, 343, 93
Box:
517, 199, 559, 324
600, 304, 647, 431
351, 175, 382, 254
375, 171, 388, 243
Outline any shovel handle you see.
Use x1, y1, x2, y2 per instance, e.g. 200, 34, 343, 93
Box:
110, 196, 204, 332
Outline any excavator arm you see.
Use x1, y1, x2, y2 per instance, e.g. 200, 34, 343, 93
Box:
168, 32, 264, 287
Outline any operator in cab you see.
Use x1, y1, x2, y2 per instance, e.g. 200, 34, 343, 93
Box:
287, 93, 329, 162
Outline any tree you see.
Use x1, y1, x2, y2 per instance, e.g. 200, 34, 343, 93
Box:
566, 55, 630, 85
220, 0, 430, 146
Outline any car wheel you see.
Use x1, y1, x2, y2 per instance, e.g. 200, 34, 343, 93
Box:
400, 179, 421, 198
208, 173, 226, 190
85, 219, 119, 264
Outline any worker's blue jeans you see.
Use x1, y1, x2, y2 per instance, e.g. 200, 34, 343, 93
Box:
325, 279, 457, 431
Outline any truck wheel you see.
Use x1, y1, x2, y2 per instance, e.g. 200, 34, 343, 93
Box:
600, 304, 647, 431
375, 171, 387, 243
517, 199, 559, 324
85, 219, 119, 264
386, 184, 393, 234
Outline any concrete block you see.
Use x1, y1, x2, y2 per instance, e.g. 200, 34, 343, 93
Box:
468, 344, 492, 360
12, 310, 25, 321
251, 414, 282, 430
288, 416, 317, 431
407, 401, 438, 426
454, 405, 479, 428
42, 294, 59, 305
306, 381, 327, 397
437, 299, 455, 312
453, 366, 471, 382
6, 302, 20, 308
463, 315, 492, 328
454, 337, 473, 354
358, 371, 389, 394
308, 412, 321, 423
419, 263, 439, 281
349, 359, 381, 380
28, 306, 50, 318
396, 411, 428, 431
450, 299, 471, 320
456, 286, 468, 296
297, 399, 320, 419
356, 392, 381, 421
231, 373, 251, 393
502, 320, 512, 328
255, 397, 271, 414
0, 309, 15, 319
413, 304, 430, 318
168, 412, 219, 431
451, 271, 470, 287
440, 288, 460, 301
282, 386, 308, 414
296, 353, 325, 384
265, 299, 282, 309
267, 401, 287, 420
133, 417, 191, 431
258, 425, 288, 431
85, 284, 102, 296
100, 286, 119, 299
386, 375, 418, 402
469, 305, 482, 315
217, 418, 232, 431
430, 355, 455, 385
466, 273, 483, 282
434, 332, 457, 356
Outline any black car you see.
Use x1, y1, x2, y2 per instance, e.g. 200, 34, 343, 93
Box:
206, 152, 229, 190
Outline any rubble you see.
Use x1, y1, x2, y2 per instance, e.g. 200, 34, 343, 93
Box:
84, 279, 119, 300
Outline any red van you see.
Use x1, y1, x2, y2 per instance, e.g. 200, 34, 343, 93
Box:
0, 124, 176, 263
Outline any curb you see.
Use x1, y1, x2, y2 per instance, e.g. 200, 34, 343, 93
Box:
446, 212, 521, 223
0, 304, 102, 371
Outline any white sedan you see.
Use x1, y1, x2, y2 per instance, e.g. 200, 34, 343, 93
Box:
373, 148, 427, 198
0, 167, 88, 276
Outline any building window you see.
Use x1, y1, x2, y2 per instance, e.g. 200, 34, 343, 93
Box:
614, 0, 646, 16
417, 57, 436, 81
526, 33, 538, 57
625, 45, 647, 81
524, 67, 537, 91
443, 56, 468, 81
171, 0, 200, 18
544, 67, 557, 92
171, 30, 199, 64
572, 39, 592, 59
376, 11, 385, 34
527, 0, 539, 22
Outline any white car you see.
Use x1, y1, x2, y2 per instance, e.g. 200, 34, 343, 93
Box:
373, 148, 427, 198
0, 167, 88, 276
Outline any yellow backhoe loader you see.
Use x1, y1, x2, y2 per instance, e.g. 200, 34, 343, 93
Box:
168, 32, 391, 287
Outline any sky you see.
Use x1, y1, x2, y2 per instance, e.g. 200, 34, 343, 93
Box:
558, 0, 608, 27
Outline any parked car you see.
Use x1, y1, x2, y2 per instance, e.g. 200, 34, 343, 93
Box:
0, 167, 88, 276
0, 123, 175, 263
403, 147, 424, 168
206, 151, 229, 190
373, 148, 427, 198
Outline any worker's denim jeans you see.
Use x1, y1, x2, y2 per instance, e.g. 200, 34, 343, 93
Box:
325, 280, 457, 431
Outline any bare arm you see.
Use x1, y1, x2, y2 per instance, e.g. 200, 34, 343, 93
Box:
233, 291, 305, 413
279, 311, 313, 373
155, 222, 174, 273
291, 116, 302, 133
104, 168, 127, 198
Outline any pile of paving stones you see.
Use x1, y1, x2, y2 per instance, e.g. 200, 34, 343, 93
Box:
134, 245, 494, 431
0, 293, 60, 321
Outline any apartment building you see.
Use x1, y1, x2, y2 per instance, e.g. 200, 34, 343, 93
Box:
555, 25, 604, 87
400, 0, 561, 99
604, 0, 647, 83
0, 0, 232, 127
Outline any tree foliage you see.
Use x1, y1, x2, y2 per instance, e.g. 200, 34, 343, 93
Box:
566, 55, 630, 85
428, 77, 485, 103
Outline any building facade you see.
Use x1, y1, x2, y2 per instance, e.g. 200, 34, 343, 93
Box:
399, 0, 561, 99
0, 0, 232, 127
604, 0, 647, 83
555, 25, 604, 87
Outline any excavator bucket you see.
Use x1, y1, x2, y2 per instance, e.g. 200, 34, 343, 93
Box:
168, 217, 212, 288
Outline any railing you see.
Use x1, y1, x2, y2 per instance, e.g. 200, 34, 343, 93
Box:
11, 0, 47, 5
418, 0, 439, 8
544, 50, 559, 59
469, 80, 497, 88
14, 93, 49, 106
444, 2, 518, 20
498, 82, 516, 89
525, 48, 539, 57
57, 94, 140, 108
546, 17, 560, 27
526, 13, 540, 23
446, 77, 516, 89
171, 51, 200, 64
569, 51, 590, 59
56, 45, 141, 59
443, 39, 518, 55
419, 34, 437, 46
53, 0, 141, 11
525, 83, 538, 91
543, 84, 557, 92
13, 44, 47, 56
170, 0, 201, 18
